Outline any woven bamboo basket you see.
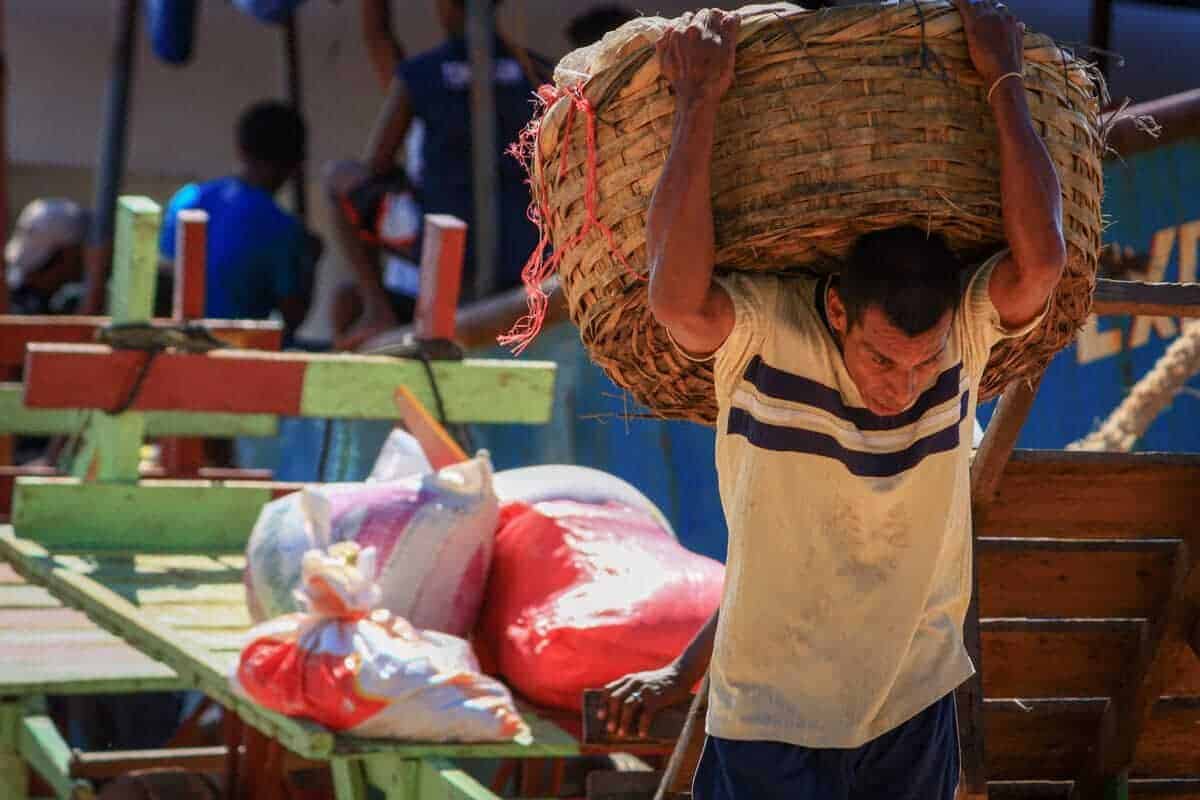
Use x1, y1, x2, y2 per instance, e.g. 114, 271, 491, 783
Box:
511, 1, 1107, 425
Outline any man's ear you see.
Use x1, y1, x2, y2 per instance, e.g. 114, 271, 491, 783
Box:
827, 284, 848, 336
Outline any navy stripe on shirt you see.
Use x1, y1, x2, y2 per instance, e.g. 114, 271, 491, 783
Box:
742, 355, 963, 432
726, 392, 969, 478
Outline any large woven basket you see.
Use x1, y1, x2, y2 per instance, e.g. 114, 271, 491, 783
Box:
513, 1, 1107, 425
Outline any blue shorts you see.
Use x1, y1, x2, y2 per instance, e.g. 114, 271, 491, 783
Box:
693, 693, 960, 800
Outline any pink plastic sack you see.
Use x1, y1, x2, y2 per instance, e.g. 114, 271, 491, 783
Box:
244, 453, 497, 637
474, 500, 724, 711
235, 543, 530, 743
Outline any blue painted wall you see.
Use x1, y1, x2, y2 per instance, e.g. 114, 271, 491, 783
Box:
978, 139, 1200, 448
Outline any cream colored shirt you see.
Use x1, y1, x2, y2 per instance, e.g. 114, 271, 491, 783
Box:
702, 253, 1043, 748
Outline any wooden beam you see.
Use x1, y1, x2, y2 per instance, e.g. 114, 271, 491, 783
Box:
655, 674, 709, 800
1093, 279, 1200, 318
24, 345, 557, 424
414, 215, 467, 341
394, 386, 467, 470
972, 378, 1044, 510
72, 745, 227, 780
0, 383, 278, 438
0, 703, 28, 800
0, 315, 282, 367
979, 450, 1200, 541
11, 477, 301, 553
1073, 542, 1197, 798
979, 538, 1180, 619
17, 715, 81, 800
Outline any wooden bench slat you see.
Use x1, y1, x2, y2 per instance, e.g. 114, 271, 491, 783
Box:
986, 699, 1200, 781
979, 539, 1178, 618
982, 452, 1200, 540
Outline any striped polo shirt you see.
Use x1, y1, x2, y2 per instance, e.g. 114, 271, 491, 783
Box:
703, 252, 1043, 748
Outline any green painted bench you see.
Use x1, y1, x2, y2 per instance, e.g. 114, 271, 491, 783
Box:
0, 525, 585, 799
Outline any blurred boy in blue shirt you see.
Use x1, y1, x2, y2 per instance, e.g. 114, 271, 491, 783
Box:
159, 101, 313, 339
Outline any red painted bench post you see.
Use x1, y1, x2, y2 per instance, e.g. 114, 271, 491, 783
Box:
414, 214, 468, 341
162, 210, 209, 477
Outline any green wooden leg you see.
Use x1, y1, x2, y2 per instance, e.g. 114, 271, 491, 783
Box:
331, 757, 367, 800
347, 755, 499, 800
1103, 772, 1130, 800
18, 715, 90, 800
0, 703, 29, 800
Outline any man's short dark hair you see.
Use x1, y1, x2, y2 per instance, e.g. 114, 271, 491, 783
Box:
839, 226, 964, 337
237, 101, 307, 170
566, 5, 637, 48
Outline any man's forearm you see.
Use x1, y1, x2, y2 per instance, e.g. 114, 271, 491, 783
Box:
646, 98, 721, 320
992, 82, 1066, 277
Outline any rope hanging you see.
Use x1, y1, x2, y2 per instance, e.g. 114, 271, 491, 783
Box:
1069, 318, 1200, 452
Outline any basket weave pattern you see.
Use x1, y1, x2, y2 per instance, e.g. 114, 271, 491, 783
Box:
533, 2, 1106, 424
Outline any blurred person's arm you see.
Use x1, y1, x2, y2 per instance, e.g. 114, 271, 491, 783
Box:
361, 0, 405, 91
364, 78, 413, 176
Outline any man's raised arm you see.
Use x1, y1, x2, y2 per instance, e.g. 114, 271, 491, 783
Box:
645, 10, 740, 356
955, 0, 1067, 329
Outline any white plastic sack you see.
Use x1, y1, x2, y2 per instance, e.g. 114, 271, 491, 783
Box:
368, 428, 433, 482
244, 452, 498, 636
493, 465, 675, 538
234, 543, 530, 743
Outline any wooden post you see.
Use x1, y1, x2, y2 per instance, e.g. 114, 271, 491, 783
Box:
79, 196, 160, 482
960, 376, 1045, 799
414, 214, 468, 341
280, 10, 307, 224
654, 674, 709, 800
83, 0, 140, 314
0, 703, 28, 800
465, 0, 498, 301
162, 210, 209, 477
1090, 0, 1113, 79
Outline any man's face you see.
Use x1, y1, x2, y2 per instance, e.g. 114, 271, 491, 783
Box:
827, 288, 953, 417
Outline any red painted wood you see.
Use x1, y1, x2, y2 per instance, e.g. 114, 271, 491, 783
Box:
23, 345, 307, 414
414, 214, 467, 341
0, 316, 283, 367
393, 386, 466, 470
197, 467, 274, 482
173, 210, 208, 321
161, 438, 206, 477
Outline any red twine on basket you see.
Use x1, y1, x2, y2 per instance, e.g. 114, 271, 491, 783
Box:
498, 82, 638, 355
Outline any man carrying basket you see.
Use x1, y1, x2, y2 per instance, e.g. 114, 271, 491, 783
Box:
598, 2, 1066, 797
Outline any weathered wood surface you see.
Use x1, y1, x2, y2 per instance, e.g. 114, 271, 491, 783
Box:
980, 451, 1200, 541
978, 538, 1179, 618
1093, 279, 1200, 319
12, 478, 301, 553
986, 698, 1200, 780
0, 557, 179, 695
1075, 543, 1197, 798
0, 383, 279, 437
0, 315, 282, 367
23, 345, 558, 424
0, 526, 580, 765
414, 215, 468, 341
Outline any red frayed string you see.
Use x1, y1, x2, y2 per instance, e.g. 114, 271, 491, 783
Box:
499, 82, 639, 355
